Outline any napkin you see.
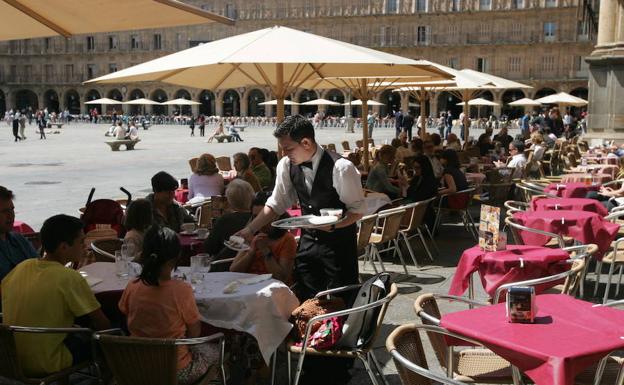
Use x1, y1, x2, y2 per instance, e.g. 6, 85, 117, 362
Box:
222, 274, 273, 294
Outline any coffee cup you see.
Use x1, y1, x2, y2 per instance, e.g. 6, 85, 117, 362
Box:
181, 223, 197, 233
196, 228, 208, 239
320, 208, 343, 220
229, 235, 245, 247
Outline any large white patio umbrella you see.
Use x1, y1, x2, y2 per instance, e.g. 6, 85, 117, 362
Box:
534, 92, 588, 107
123, 98, 161, 105
301, 98, 341, 106
508, 98, 541, 106
259, 99, 300, 106
0, 0, 233, 40
85, 98, 122, 105
162, 98, 201, 105
87, 25, 452, 167
457, 98, 499, 119
343, 99, 385, 106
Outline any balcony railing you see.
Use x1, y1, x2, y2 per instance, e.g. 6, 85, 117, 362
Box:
5, 73, 87, 84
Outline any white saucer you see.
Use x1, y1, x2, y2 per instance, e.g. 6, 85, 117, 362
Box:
224, 240, 251, 251
180, 230, 198, 236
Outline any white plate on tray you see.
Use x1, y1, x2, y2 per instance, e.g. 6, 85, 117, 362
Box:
271, 215, 339, 229
224, 240, 251, 251
180, 230, 198, 236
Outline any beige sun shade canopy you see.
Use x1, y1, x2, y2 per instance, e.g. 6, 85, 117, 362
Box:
300, 98, 341, 106
259, 99, 300, 106
162, 98, 201, 105
534, 92, 588, 107
84, 98, 122, 105
456, 98, 499, 106
508, 98, 542, 106
123, 98, 161, 105
0, 0, 233, 41
343, 99, 385, 106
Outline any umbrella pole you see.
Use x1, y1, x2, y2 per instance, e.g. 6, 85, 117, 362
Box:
420, 87, 426, 138
463, 91, 470, 142
360, 79, 370, 172
276, 63, 285, 157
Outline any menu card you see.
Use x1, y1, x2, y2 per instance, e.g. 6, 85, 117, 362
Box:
479, 204, 506, 251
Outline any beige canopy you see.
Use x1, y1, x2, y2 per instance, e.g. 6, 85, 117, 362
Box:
123, 98, 161, 105
84, 98, 122, 105
508, 98, 542, 106
456, 98, 499, 106
0, 0, 233, 40
534, 92, 588, 107
300, 98, 341, 106
259, 99, 300, 106
162, 98, 201, 105
87, 25, 452, 166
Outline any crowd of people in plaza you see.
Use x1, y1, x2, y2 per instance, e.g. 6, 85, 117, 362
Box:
4, 101, 621, 385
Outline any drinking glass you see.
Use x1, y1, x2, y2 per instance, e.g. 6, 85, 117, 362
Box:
115, 250, 129, 278
190, 254, 211, 283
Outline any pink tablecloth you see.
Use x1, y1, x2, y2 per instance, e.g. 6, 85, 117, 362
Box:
531, 197, 608, 217
584, 156, 618, 165
543, 183, 600, 198
178, 233, 205, 266
175, 188, 189, 204
512, 210, 619, 258
12, 221, 35, 234
561, 173, 612, 184
441, 294, 624, 385
448, 245, 569, 298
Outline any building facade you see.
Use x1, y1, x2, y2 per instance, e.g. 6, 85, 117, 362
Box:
0, 0, 597, 119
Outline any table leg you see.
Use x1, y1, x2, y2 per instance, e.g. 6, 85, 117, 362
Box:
446, 347, 454, 379
468, 274, 475, 308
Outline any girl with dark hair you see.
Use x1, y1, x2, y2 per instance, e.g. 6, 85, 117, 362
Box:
230, 192, 296, 283
123, 198, 153, 262
406, 155, 438, 202
119, 226, 219, 385
438, 149, 469, 195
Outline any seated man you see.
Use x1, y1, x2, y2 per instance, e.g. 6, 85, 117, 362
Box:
146, 171, 195, 233
0, 186, 38, 282
494, 140, 527, 179
125, 123, 139, 140
228, 121, 243, 142
1, 214, 110, 378
112, 121, 126, 140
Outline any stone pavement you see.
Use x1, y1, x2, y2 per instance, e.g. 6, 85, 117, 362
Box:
1, 121, 516, 385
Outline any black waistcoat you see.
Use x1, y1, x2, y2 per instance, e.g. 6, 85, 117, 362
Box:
289, 150, 346, 216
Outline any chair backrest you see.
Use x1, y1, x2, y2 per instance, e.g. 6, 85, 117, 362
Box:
403, 199, 435, 233
342, 141, 350, 151
210, 195, 229, 219
188, 157, 198, 173
376, 209, 406, 243
440, 188, 474, 211
504, 216, 564, 248
327, 143, 337, 153
503, 200, 529, 214
413, 294, 448, 369
386, 324, 432, 385
357, 214, 378, 254
0, 325, 24, 382
196, 201, 213, 229
84, 228, 119, 249
215, 156, 232, 171
91, 238, 123, 262
356, 139, 364, 148
97, 334, 179, 385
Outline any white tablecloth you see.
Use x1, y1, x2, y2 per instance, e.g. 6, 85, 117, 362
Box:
79, 262, 299, 364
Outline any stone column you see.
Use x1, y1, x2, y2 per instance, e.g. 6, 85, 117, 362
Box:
429, 92, 438, 118
5, 88, 15, 111
191, 104, 199, 116
240, 94, 248, 117
585, 0, 624, 144
215, 92, 224, 117
400, 92, 409, 113
493, 91, 503, 117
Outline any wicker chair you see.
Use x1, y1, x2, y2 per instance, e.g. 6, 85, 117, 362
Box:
363, 209, 409, 274
342, 141, 351, 152
595, 237, 624, 304
327, 143, 337, 153
413, 294, 517, 383
395, 198, 438, 266
503, 200, 530, 214
91, 238, 123, 262
188, 157, 199, 173
387, 324, 495, 385
215, 156, 232, 171
356, 139, 364, 149
0, 324, 101, 385
287, 283, 398, 385
196, 201, 213, 229
433, 188, 477, 240
357, 214, 378, 261
95, 332, 226, 385
84, 227, 118, 249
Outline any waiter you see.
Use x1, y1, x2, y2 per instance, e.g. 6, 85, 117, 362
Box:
238, 115, 365, 301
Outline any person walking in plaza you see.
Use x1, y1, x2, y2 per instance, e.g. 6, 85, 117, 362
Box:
12, 109, 20, 142
189, 115, 195, 137
394, 109, 403, 138
37, 112, 47, 140
198, 115, 205, 137
445, 110, 453, 139
367, 112, 376, 138
402, 110, 414, 140
19, 110, 27, 140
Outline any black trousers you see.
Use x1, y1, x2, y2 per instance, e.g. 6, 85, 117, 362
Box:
293, 224, 358, 302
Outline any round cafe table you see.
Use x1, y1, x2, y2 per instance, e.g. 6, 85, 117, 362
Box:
448, 245, 570, 300
79, 262, 299, 365
543, 182, 600, 198
531, 197, 608, 216
561, 173, 612, 184
512, 210, 619, 258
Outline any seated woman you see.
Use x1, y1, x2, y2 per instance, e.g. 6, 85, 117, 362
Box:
438, 149, 469, 196
365, 145, 408, 200
445, 133, 462, 151
119, 226, 219, 385
405, 155, 438, 229
123, 198, 153, 262
233, 152, 261, 192
189, 153, 224, 199
203, 179, 254, 259
230, 192, 297, 283
206, 120, 224, 143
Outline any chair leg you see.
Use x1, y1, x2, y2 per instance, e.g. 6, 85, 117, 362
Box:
616, 264, 624, 297
463, 210, 478, 240
369, 350, 390, 385
220, 337, 227, 385
393, 239, 409, 275
292, 350, 306, 385
416, 228, 434, 262
270, 350, 277, 385
358, 353, 381, 385
424, 225, 440, 255
433, 208, 442, 236
594, 261, 603, 297
402, 232, 420, 268
603, 263, 616, 304
374, 247, 386, 273
287, 350, 292, 385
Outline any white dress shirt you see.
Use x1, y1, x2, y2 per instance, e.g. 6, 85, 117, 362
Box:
507, 154, 527, 179
266, 144, 366, 215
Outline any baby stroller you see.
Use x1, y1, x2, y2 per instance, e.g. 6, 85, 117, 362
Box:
81, 187, 131, 238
